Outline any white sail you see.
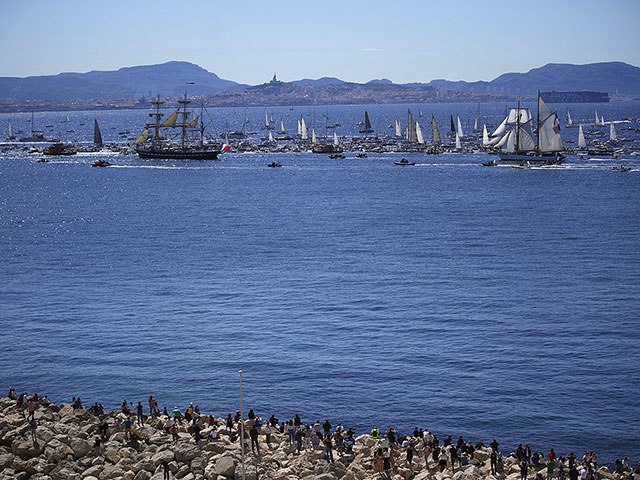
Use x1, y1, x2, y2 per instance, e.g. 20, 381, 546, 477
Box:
395, 119, 402, 137
503, 130, 516, 152
431, 116, 441, 145
485, 135, 504, 147
8, 121, 13, 138
333, 131, 339, 146
491, 117, 509, 137
567, 109, 573, 126
595, 109, 599, 125
297, 119, 301, 136
539, 113, 564, 152
474, 116, 478, 132
300, 117, 308, 140
600, 115, 605, 126
578, 124, 586, 149
495, 130, 511, 149
518, 120, 536, 152
280, 120, 285, 133
457, 115, 464, 138
610, 122, 617, 141
416, 122, 425, 144
265, 110, 269, 127
268, 130, 274, 142
311, 128, 316, 144
407, 110, 417, 142
507, 108, 531, 124
455, 132, 462, 150
537, 95, 564, 152
482, 124, 489, 146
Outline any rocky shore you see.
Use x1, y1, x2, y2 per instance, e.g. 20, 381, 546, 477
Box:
0, 395, 636, 480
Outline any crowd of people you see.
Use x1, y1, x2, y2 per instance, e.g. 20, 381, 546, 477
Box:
6, 387, 640, 480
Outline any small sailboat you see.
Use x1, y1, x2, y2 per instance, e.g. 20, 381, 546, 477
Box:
450, 114, 455, 133
360, 111, 374, 134
431, 116, 441, 145
300, 116, 308, 140
566, 109, 573, 126
395, 119, 402, 138
577, 124, 587, 149
416, 122, 425, 144
482, 124, 489, 147
609, 122, 617, 141
457, 116, 464, 139
94, 119, 103, 147
268, 130, 275, 143
311, 128, 317, 144
407, 110, 417, 143
7, 121, 15, 140
455, 132, 462, 150
280, 120, 286, 134
333, 131, 339, 146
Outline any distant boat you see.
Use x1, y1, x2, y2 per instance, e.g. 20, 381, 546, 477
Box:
431, 116, 441, 145
450, 114, 455, 133
395, 119, 402, 138
482, 124, 489, 147
43, 143, 77, 156
333, 131, 339, 146
300, 116, 308, 140
267, 162, 282, 168
577, 124, 587, 149
20, 112, 56, 142
94, 119, 103, 146
407, 110, 417, 143
92, 158, 111, 167
455, 132, 462, 150
394, 158, 415, 166
566, 109, 573, 126
457, 115, 464, 138
7, 121, 15, 140
416, 122, 425, 144
609, 122, 617, 141
311, 128, 317, 144
359, 111, 374, 134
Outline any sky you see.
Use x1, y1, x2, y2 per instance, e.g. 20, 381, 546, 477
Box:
1, 0, 639, 85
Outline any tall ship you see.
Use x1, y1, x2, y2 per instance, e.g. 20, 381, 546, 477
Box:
133, 92, 222, 160
487, 93, 565, 165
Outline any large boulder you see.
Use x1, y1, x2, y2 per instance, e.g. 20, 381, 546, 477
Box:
174, 442, 201, 463
151, 450, 175, 468
82, 465, 103, 478
12, 439, 45, 458
214, 455, 237, 478
98, 464, 126, 480
70, 438, 93, 459
234, 462, 257, 480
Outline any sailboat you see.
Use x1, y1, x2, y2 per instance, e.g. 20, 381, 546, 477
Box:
94, 119, 103, 147
20, 112, 54, 142
482, 124, 489, 147
262, 110, 272, 130
474, 104, 480, 132
450, 115, 455, 134
407, 110, 417, 143
300, 116, 308, 140
360, 111, 374, 134
333, 132, 339, 146
395, 119, 402, 138
431, 116, 441, 146
311, 128, 317, 144
416, 122, 425, 144
577, 125, 587, 150
7, 121, 15, 140
133, 92, 221, 160
455, 132, 462, 150
495, 93, 564, 165
566, 109, 574, 127
457, 116, 464, 138
609, 122, 617, 141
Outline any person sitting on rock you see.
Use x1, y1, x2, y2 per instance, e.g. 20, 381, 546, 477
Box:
371, 426, 380, 439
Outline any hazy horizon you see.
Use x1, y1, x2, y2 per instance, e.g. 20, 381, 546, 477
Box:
1, 0, 639, 84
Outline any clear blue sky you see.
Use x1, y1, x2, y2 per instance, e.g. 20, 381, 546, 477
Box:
1, 0, 639, 84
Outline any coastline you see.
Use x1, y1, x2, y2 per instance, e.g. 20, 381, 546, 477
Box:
1, 393, 637, 480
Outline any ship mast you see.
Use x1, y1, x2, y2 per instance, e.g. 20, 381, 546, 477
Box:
177, 90, 191, 149
536, 90, 540, 155
148, 94, 165, 144
515, 100, 520, 155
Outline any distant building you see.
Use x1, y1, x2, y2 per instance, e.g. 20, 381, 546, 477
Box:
541, 91, 609, 103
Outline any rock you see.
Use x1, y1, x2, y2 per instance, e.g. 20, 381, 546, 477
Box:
191, 456, 206, 474
415, 472, 433, 480
104, 447, 120, 464
174, 442, 201, 463
234, 462, 257, 480
71, 438, 93, 459
133, 471, 152, 480
133, 458, 155, 473
82, 465, 103, 478
0, 453, 13, 469
98, 464, 126, 480
151, 449, 174, 467
12, 438, 45, 458
175, 464, 191, 478
214, 455, 237, 478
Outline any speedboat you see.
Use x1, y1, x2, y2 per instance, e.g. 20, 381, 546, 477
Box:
267, 162, 282, 168
92, 158, 112, 167
611, 165, 631, 172
394, 158, 415, 166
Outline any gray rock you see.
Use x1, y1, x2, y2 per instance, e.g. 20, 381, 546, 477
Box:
151, 449, 174, 467
234, 462, 257, 480
214, 455, 237, 478
82, 465, 103, 478
133, 471, 152, 480
0, 453, 13, 469
174, 442, 201, 463
70, 438, 93, 459
12, 438, 45, 458
98, 464, 126, 480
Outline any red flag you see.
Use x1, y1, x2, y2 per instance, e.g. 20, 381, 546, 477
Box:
221, 144, 231, 153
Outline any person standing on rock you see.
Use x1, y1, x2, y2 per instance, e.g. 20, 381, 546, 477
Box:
294, 413, 302, 430
520, 459, 529, 480
30, 419, 37, 443
491, 449, 499, 475
406, 441, 415, 470
249, 424, 260, 456
490, 439, 500, 452
423, 442, 432, 469
438, 449, 449, 472
162, 460, 171, 480
323, 419, 332, 438
324, 434, 335, 463
136, 402, 144, 425
295, 427, 304, 454
27, 397, 36, 421
373, 448, 384, 474
123, 416, 132, 440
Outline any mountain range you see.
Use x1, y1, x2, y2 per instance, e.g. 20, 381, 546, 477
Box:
1, 61, 639, 104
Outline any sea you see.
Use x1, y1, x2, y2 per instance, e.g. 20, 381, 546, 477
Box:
1, 101, 639, 466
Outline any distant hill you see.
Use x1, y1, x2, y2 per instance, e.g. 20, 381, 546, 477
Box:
428, 62, 640, 95
0, 61, 245, 102
290, 77, 345, 87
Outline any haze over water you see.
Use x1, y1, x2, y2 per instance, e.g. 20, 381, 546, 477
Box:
1, 103, 639, 466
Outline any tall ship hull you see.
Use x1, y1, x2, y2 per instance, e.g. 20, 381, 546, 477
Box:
135, 147, 221, 160
497, 152, 564, 165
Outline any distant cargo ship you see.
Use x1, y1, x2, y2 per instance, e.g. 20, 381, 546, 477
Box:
541, 91, 609, 103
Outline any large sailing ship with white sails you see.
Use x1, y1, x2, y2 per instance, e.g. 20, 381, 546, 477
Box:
133, 92, 222, 160
487, 93, 565, 165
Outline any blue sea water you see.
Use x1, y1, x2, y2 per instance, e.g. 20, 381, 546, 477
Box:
1, 102, 639, 465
